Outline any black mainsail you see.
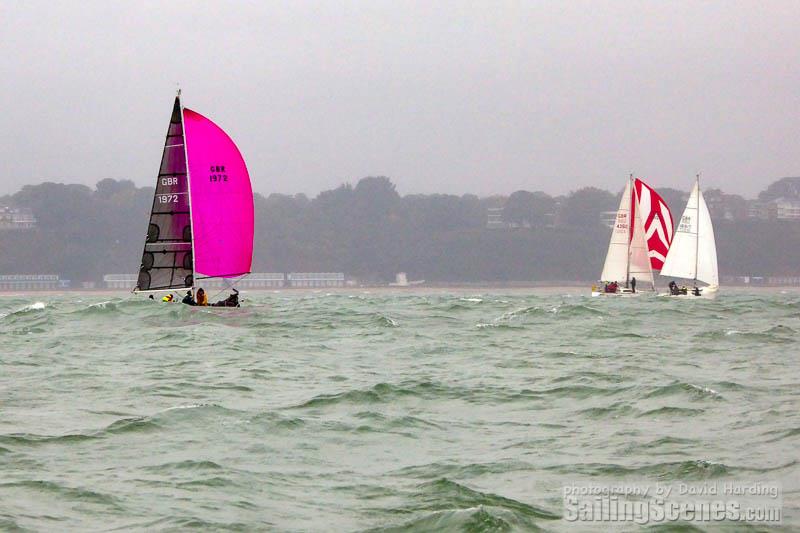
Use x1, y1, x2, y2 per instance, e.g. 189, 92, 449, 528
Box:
134, 96, 194, 292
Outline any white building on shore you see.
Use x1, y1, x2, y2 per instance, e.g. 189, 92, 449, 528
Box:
0, 274, 64, 290
0, 207, 36, 230
104, 273, 286, 290
287, 272, 345, 288
103, 274, 138, 289
202, 273, 285, 289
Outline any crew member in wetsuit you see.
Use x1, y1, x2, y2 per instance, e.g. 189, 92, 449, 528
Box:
182, 290, 196, 305
668, 280, 679, 295
630, 277, 637, 293
212, 288, 240, 307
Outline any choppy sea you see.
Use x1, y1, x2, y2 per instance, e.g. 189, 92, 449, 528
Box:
0, 288, 798, 531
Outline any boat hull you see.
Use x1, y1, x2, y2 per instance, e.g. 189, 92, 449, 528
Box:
591, 289, 647, 298
658, 285, 718, 299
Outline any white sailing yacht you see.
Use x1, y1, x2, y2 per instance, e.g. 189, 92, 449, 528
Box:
660, 174, 719, 297
592, 175, 654, 296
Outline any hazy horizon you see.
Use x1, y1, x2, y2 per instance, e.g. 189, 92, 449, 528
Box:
2, 1, 798, 199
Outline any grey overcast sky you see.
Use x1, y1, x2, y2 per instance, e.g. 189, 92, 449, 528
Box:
1, 1, 798, 198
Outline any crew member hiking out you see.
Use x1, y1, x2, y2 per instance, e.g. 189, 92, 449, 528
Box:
212, 288, 240, 307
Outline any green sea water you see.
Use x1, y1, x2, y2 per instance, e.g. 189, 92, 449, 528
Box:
1, 289, 798, 531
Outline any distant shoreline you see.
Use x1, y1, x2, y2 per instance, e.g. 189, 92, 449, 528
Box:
1, 284, 799, 297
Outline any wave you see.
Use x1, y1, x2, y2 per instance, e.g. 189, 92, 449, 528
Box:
762, 427, 800, 443
548, 303, 607, 317
375, 313, 399, 327
127, 517, 254, 531
293, 380, 616, 409
621, 436, 699, 455
79, 300, 121, 314
536, 384, 632, 399
103, 416, 161, 435
0, 432, 97, 447
638, 406, 706, 417
392, 460, 536, 480
128, 381, 254, 396
696, 327, 796, 344
544, 459, 797, 480
490, 305, 543, 321
0, 300, 54, 335
0, 403, 243, 449
370, 507, 520, 533
370, 478, 559, 531
5, 301, 48, 317
641, 381, 723, 400
144, 459, 225, 472
249, 411, 307, 430
0, 480, 123, 510
588, 329, 650, 339
577, 402, 638, 418
353, 411, 444, 430
475, 322, 524, 330
295, 382, 454, 408
412, 478, 558, 519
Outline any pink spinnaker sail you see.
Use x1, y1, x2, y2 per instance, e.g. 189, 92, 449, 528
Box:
183, 108, 254, 278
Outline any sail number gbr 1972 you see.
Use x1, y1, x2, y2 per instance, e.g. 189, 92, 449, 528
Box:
157, 176, 181, 203
209, 165, 228, 182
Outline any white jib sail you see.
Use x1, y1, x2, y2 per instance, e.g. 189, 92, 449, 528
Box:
660, 181, 719, 287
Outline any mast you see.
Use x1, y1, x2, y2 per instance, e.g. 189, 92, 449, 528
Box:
178, 89, 197, 297
694, 173, 700, 285
625, 173, 633, 287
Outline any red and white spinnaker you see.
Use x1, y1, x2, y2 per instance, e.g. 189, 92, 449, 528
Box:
634, 178, 673, 271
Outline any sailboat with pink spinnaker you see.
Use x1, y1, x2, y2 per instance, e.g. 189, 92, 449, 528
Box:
133, 92, 254, 304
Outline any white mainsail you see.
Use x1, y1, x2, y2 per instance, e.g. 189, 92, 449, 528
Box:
600, 179, 654, 287
660, 178, 719, 288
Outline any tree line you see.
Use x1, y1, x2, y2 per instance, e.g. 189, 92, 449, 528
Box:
0, 176, 799, 283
